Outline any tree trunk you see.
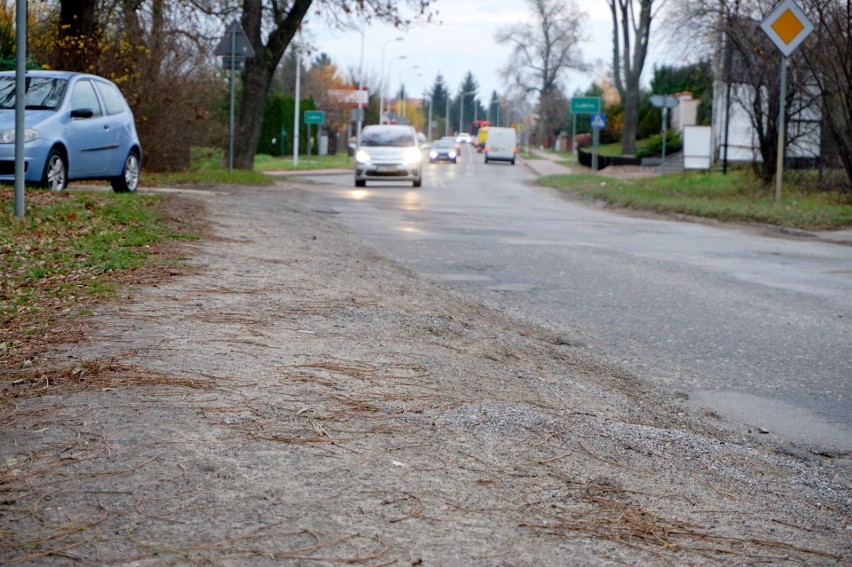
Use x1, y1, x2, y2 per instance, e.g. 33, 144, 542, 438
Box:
54, 0, 100, 70
611, 0, 653, 156
621, 88, 639, 155
234, 0, 313, 170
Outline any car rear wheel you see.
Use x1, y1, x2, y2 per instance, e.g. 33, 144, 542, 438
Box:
111, 151, 140, 193
42, 148, 68, 192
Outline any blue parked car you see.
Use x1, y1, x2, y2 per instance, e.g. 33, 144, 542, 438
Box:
0, 70, 142, 192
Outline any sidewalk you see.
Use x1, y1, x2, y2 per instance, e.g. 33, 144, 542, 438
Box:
4, 184, 847, 564
518, 148, 575, 176
265, 168, 350, 176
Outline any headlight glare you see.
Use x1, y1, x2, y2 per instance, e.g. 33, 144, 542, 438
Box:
403, 147, 422, 165
355, 149, 371, 163
0, 128, 38, 143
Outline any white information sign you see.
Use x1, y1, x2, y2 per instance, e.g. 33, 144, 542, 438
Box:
329, 89, 369, 105
683, 126, 713, 170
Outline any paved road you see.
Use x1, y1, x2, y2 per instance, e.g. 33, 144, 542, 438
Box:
286, 145, 852, 455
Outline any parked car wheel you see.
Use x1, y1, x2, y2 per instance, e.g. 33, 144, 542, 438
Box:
111, 151, 140, 193
42, 148, 68, 191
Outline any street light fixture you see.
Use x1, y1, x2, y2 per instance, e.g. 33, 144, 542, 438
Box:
380, 37, 404, 123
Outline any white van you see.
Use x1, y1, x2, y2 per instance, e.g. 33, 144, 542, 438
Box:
484, 127, 518, 165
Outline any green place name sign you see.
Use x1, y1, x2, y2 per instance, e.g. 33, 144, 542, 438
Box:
304, 110, 325, 124
570, 97, 601, 114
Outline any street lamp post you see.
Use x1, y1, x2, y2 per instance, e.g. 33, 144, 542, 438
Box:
397, 65, 419, 116
445, 97, 450, 136
401, 71, 422, 119
386, 55, 406, 123
380, 37, 403, 124
459, 90, 475, 137
356, 24, 365, 146
427, 97, 433, 141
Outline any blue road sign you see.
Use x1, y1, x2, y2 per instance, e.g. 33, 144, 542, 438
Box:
591, 113, 606, 129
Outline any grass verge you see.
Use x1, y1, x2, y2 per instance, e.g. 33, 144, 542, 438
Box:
538, 170, 852, 231
254, 152, 352, 171
142, 149, 352, 186
1, 188, 199, 362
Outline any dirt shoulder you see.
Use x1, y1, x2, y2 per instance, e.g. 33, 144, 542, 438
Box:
1, 182, 849, 565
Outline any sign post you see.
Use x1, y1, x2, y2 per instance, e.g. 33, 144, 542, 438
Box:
650, 95, 679, 170
214, 20, 255, 173
570, 97, 601, 158
590, 113, 606, 171
304, 111, 324, 164
759, 0, 813, 201
14, 0, 26, 217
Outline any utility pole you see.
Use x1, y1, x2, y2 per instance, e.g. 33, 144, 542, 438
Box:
293, 47, 301, 166
445, 97, 450, 137
459, 91, 475, 136
427, 98, 433, 141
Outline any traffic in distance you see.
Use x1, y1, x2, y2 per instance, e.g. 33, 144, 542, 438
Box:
352, 119, 518, 187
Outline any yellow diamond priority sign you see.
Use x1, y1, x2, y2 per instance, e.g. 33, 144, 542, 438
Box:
760, 0, 814, 57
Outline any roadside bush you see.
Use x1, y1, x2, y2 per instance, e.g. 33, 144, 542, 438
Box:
573, 133, 593, 149
26, 4, 227, 173
635, 130, 682, 159
637, 107, 662, 139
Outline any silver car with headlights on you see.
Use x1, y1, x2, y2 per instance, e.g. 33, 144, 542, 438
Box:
354, 125, 423, 188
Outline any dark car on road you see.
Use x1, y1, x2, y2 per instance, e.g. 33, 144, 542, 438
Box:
428, 139, 458, 163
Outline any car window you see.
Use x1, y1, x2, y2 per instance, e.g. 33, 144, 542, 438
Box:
94, 81, 127, 116
70, 80, 103, 117
0, 77, 67, 110
361, 128, 415, 147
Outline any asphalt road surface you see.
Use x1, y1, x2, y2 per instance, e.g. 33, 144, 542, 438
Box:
291, 144, 852, 455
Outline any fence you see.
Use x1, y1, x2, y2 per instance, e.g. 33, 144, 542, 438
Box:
577, 149, 643, 171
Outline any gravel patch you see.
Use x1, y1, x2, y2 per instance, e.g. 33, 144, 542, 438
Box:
1, 183, 849, 565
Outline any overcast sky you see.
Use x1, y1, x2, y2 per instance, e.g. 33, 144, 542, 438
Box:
301, 0, 683, 103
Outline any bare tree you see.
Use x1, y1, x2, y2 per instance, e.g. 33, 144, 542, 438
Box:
234, 0, 436, 170
667, 0, 848, 186
32, 1, 225, 171
610, 0, 660, 155
722, 13, 817, 182
495, 0, 586, 146
803, 0, 852, 187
